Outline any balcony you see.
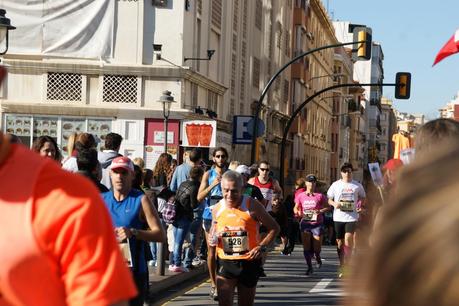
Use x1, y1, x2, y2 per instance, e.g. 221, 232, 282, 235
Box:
291, 62, 305, 83
293, 7, 306, 29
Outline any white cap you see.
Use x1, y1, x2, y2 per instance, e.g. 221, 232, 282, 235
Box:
235, 164, 251, 176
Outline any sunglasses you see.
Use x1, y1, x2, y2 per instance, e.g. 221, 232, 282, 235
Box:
215, 155, 227, 159
259, 168, 270, 172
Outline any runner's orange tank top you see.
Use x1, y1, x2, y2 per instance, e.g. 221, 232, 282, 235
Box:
215, 196, 259, 260
0, 143, 67, 306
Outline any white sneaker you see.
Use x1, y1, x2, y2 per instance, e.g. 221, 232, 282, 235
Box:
168, 265, 176, 271
148, 260, 157, 267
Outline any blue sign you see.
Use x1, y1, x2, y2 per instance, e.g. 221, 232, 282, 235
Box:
232, 116, 265, 144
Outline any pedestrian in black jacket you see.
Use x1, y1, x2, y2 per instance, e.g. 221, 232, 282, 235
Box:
170, 166, 204, 272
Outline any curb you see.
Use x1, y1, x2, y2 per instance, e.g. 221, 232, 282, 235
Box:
148, 264, 208, 295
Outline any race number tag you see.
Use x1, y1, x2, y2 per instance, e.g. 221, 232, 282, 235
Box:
302, 210, 318, 221
340, 201, 355, 212
222, 231, 249, 255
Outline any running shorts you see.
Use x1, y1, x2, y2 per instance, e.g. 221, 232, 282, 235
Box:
334, 221, 356, 239
217, 258, 262, 288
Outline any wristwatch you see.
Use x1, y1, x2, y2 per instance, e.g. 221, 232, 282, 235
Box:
130, 228, 139, 237
259, 245, 267, 253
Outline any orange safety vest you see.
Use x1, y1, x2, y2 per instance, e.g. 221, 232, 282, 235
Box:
0, 144, 67, 306
215, 196, 259, 260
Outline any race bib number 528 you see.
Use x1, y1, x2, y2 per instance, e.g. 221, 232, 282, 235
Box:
222, 231, 249, 255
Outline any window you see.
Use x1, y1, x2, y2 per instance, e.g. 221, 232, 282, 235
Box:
207, 90, 218, 114
283, 79, 289, 103
47, 72, 82, 102
284, 30, 290, 56
276, 22, 282, 48
255, 0, 262, 30
197, 0, 202, 14
102, 75, 138, 103
211, 0, 222, 29
233, 0, 239, 30
191, 83, 198, 108
252, 57, 260, 88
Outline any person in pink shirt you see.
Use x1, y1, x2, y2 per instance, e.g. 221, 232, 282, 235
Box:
294, 174, 329, 275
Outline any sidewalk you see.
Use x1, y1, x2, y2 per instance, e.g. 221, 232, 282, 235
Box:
148, 262, 208, 295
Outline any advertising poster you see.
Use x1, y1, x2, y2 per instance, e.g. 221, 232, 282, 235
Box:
181, 120, 217, 148
145, 145, 178, 170
368, 162, 384, 187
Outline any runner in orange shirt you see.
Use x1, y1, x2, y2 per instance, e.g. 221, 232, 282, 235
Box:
0, 130, 138, 306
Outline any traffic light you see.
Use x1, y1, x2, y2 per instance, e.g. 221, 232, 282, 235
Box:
395, 72, 411, 99
352, 27, 372, 61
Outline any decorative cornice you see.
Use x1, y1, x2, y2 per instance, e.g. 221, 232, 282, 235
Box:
3, 59, 227, 96
183, 69, 227, 95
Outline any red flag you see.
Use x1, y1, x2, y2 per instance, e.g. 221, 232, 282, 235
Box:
433, 28, 459, 66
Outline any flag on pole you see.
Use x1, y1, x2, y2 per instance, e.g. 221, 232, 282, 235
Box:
433, 28, 459, 66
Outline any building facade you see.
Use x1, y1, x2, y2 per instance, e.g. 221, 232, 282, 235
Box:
288, 0, 337, 186
333, 21, 384, 169
379, 97, 397, 164
1, 0, 296, 171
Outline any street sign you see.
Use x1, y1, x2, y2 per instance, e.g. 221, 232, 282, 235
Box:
246, 117, 265, 137
232, 116, 265, 144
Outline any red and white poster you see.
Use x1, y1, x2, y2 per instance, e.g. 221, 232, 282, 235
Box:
181, 120, 217, 148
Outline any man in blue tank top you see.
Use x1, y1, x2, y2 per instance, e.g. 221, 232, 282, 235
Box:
102, 156, 166, 306
197, 147, 228, 301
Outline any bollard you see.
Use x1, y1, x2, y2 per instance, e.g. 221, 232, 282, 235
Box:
156, 242, 166, 276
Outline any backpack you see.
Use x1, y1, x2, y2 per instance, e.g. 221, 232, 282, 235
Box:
162, 199, 177, 224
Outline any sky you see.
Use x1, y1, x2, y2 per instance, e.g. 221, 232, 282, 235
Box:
327, 0, 459, 119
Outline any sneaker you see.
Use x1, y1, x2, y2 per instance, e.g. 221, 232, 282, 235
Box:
192, 257, 205, 267
170, 265, 189, 273
148, 260, 157, 267
168, 265, 176, 271
316, 257, 322, 269
259, 268, 267, 277
210, 287, 218, 301
338, 266, 348, 278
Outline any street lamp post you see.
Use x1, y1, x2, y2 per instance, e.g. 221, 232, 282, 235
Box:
250, 40, 367, 164
158, 90, 176, 152
0, 9, 15, 55
279, 82, 400, 191
156, 90, 176, 276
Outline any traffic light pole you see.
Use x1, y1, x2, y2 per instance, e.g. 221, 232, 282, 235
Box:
279, 82, 398, 191
250, 40, 366, 165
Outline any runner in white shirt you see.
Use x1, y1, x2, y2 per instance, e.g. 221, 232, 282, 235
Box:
327, 163, 366, 277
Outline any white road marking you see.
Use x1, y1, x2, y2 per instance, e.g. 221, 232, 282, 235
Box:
309, 278, 345, 297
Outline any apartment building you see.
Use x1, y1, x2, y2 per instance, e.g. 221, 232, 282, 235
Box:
1, 0, 228, 166
0, 0, 295, 170
289, 0, 336, 185
329, 46, 353, 183
379, 97, 397, 164
333, 21, 385, 166
439, 91, 459, 120
348, 85, 366, 183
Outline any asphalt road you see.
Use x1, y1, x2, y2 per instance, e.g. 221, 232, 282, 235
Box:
153, 245, 344, 306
